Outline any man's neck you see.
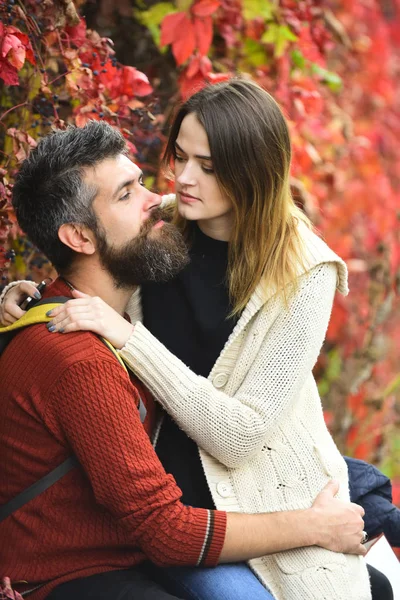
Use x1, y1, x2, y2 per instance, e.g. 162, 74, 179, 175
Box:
61, 261, 136, 316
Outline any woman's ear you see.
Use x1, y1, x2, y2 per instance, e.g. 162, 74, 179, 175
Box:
58, 223, 96, 256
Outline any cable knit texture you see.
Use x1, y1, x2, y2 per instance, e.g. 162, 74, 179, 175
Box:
0, 279, 226, 600
122, 223, 371, 600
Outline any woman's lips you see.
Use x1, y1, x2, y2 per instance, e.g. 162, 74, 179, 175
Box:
179, 192, 200, 204
152, 220, 165, 229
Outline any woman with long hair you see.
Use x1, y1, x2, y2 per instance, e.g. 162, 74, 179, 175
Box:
1, 80, 374, 599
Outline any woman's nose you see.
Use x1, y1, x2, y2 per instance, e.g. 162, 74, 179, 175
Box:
177, 163, 196, 186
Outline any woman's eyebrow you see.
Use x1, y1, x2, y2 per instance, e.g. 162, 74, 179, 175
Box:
175, 141, 212, 161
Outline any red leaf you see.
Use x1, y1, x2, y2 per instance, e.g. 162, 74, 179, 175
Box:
0, 59, 19, 85
7, 44, 26, 70
65, 18, 88, 48
192, 0, 221, 18
1, 29, 26, 70
179, 68, 206, 100
194, 16, 213, 56
172, 19, 196, 65
186, 55, 201, 79
121, 66, 153, 97
3, 26, 35, 66
199, 55, 212, 76
206, 71, 231, 83
160, 12, 188, 47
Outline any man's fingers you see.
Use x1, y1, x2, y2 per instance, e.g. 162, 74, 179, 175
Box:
352, 502, 365, 517
318, 479, 340, 500
357, 544, 367, 556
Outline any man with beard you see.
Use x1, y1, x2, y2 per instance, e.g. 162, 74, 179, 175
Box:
0, 122, 366, 600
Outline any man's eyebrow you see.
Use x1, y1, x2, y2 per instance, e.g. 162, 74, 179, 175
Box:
112, 172, 143, 199
175, 141, 212, 161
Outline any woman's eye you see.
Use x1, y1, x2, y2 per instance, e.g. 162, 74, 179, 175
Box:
202, 166, 214, 174
175, 155, 186, 163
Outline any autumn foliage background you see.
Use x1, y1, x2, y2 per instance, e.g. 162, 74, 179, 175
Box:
0, 0, 399, 504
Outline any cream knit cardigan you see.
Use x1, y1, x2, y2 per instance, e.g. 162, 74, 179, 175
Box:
121, 222, 371, 600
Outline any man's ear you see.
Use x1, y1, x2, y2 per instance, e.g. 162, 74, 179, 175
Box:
58, 223, 96, 256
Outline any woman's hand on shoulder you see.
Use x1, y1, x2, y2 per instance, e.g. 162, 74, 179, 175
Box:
0, 281, 40, 326
46, 289, 134, 349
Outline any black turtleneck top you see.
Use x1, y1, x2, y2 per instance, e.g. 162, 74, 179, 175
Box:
141, 224, 237, 508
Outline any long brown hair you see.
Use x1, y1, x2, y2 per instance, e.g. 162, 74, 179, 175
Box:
163, 78, 311, 315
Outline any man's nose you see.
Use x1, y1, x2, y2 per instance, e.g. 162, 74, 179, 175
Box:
144, 190, 162, 212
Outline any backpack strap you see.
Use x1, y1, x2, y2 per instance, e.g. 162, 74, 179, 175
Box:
0, 457, 79, 523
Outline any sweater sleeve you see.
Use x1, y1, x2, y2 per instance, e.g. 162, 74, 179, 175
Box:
120, 263, 338, 469
45, 354, 226, 567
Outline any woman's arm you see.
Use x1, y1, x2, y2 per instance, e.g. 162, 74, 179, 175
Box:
21, 263, 338, 468
120, 262, 338, 468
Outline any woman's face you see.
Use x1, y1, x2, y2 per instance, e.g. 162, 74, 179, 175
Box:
174, 113, 233, 239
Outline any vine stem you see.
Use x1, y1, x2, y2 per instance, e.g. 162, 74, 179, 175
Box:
0, 102, 28, 123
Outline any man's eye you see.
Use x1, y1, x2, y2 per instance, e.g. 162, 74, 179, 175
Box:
139, 178, 145, 187
120, 191, 131, 201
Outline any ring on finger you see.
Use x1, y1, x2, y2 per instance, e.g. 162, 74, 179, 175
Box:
361, 531, 369, 544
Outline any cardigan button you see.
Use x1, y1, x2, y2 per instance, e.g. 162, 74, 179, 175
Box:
213, 373, 228, 388
216, 481, 233, 498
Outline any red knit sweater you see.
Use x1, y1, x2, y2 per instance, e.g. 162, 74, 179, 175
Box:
0, 279, 226, 600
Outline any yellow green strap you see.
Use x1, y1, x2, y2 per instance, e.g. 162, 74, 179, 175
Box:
0, 303, 60, 333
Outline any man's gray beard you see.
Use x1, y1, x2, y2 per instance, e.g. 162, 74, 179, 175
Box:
95, 210, 190, 289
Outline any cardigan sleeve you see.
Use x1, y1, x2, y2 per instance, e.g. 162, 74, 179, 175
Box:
120, 263, 338, 469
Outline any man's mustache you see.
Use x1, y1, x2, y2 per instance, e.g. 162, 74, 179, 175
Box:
139, 206, 172, 237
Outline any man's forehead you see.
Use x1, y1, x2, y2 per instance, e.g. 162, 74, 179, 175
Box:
84, 154, 140, 184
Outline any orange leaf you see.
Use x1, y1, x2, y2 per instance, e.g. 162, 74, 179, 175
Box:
7, 45, 26, 70
160, 12, 188, 47
194, 15, 213, 56
192, 0, 221, 18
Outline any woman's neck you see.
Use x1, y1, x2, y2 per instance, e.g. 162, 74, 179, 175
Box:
197, 213, 233, 242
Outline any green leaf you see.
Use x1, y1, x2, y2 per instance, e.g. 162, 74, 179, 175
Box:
244, 38, 268, 67
317, 378, 330, 398
176, 0, 192, 10
311, 63, 343, 92
291, 49, 305, 69
261, 24, 298, 57
243, 0, 274, 21
134, 2, 177, 48
382, 373, 400, 398
325, 348, 342, 382
144, 175, 155, 189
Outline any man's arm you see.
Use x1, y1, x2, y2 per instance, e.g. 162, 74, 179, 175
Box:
46, 348, 365, 567
220, 479, 366, 561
